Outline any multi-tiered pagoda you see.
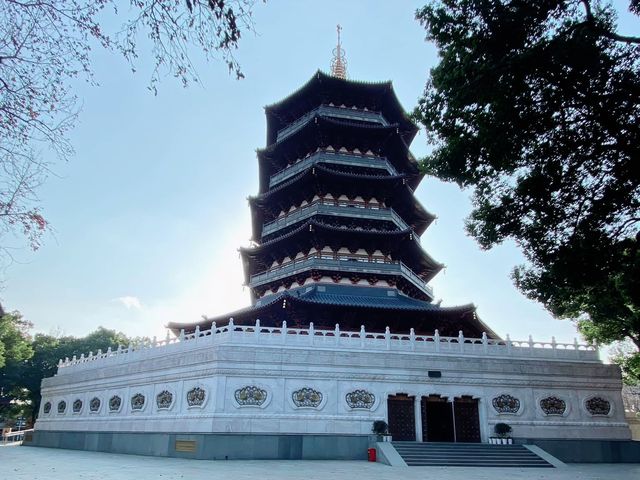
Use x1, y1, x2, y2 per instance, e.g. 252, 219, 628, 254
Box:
33, 34, 632, 457
170, 65, 495, 338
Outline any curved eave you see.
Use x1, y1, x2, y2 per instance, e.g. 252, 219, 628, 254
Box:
264, 70, 418, 144
250, 166, 434, 241
168, 292, 497, 339
258, 116, 420, 194
240, 219, 443, 282
249, 165, 413, 240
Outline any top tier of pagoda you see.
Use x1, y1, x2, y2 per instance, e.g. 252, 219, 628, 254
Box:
168, 69, 497, 339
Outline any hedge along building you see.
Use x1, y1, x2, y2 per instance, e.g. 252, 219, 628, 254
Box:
30, 33, 631, 458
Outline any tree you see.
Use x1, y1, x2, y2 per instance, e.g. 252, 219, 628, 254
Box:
0, 307, 32, 369
0, 307, 32, 425
414, 0, 640, 363
0, 0, 258, 259
0, 325, 132, 422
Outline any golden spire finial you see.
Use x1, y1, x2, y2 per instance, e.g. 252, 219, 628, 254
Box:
331, 24, 347, 79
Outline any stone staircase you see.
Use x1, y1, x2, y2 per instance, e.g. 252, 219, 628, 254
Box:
391, 442, 555, 467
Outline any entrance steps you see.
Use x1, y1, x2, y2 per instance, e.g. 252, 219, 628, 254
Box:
391, 441, 555, 467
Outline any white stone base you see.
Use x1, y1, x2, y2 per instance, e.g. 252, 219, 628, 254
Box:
35, 326, 631, 441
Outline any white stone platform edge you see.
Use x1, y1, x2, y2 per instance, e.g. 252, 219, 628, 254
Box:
524, 444, 567, 468
375, 442, 407, 466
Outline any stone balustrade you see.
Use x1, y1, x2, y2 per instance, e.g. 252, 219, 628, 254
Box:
55, 321, 599, 375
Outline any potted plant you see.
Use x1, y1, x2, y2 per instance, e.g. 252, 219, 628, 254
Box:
372, 420, 391, 442
494, 423, 513, 444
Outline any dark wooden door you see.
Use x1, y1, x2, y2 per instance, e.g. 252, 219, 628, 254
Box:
454, 396, 481, 443
422, 395, 454, 442
387, 394, 415, 441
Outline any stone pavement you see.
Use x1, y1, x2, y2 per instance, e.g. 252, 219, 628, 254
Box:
1, 445, 639, 480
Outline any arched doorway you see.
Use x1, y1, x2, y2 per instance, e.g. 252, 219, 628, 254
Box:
421, 394, 454, 442
387, 394, 415, 441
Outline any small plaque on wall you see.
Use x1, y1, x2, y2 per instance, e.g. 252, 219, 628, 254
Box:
428, 370, 442, 378
175, 440, 197, 452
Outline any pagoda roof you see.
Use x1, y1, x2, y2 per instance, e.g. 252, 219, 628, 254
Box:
264, 70, 418, 145
240, 219, 443, 283
257, 116, 421, 194
249, 165, 434, 239
167, 284, 499, 339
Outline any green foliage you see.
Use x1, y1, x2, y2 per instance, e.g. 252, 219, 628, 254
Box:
494, 422, 512, 437
414, 1, 640, 350
0, 325, 132, 422
610, 341, 640, 385
372, 420, 389, 435
0, 311, 32, 369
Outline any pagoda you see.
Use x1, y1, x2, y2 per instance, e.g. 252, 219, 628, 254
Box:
169, 30, 496, 339
32, 29, 632, 458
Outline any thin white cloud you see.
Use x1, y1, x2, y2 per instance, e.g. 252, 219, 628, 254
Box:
113, 296, 143, 310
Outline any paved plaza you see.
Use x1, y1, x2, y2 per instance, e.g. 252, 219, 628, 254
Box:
0, 445, 639, 480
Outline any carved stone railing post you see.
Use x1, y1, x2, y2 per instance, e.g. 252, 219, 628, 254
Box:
506, 334, 512, 355
309, 322, 315, 346
210, 322, 217, 344
360, 325, 365, 348
195, 325, 200, 342
434, 329, 440, 353
528, 335, 534, 356
227, 318, 235, 342
458, 331, 465, 353
482, 332, 488, 354
255, 319, 261, 342
334, 323, 340, 347
179, 329, 185, 342
574, 337, 580, 359
385, 327, 391, 350
551, 336, 557, 357
166, 330, 171, 345
410, 328, 416, 351
281, 320, 288, 345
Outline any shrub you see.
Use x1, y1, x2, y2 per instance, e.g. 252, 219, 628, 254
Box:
372, 420, 389, 435
494, 423, 512, 437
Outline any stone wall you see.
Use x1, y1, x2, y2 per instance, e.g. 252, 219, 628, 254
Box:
35, 324, 631, 441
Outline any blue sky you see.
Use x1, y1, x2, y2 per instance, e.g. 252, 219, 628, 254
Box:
2, 1, 636, 346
